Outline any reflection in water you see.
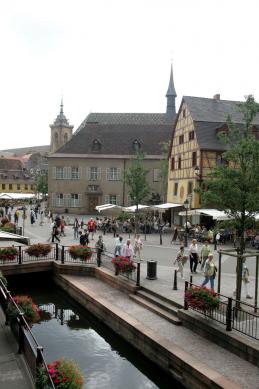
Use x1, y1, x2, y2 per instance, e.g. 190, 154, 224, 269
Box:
8, 275, 181, 389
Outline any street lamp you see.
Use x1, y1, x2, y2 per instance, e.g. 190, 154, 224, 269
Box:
183, 198, 189, 247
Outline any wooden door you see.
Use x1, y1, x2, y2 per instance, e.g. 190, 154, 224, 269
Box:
88, 196, 99, 213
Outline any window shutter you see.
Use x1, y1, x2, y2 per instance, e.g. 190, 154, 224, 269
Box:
78, 194, 82, 206
97, 167, 101, 180
104, 195, 109, 204
116, 195, 120, 205
65, 193, 71, 207
78, 167, 82, 179
67, 167, 71, 179
117, 168, 121, 180
52, 167, 56, 179
87, 167, 90, 180
106, 168, 109, 180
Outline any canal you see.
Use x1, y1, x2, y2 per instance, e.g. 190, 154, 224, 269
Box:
7, 274, 182, 389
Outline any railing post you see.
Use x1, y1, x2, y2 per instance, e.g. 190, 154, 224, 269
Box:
159, 227, 162, 245
173, 269, 178, 290
217, 251, 222, 294
4, 290, 11, 324
36, 346, 44, 368
61, 246, 65, 264
55, 243, 59, 261
136, 262, 140, 287
18, 312, 24, 354
184, 281, 188, 310
226, 297, 232, 331
18, 246, 22, 265
189, 275, 193, 285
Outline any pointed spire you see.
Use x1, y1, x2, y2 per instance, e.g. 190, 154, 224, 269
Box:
166, 64, 177, 118
166, 64, 177, 97
60, 98, 64, 114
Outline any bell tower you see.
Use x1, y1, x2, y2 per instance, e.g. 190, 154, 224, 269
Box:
50, 100, 74, 153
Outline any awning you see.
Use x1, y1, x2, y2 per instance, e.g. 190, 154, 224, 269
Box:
0, 193, 36, 200
178, 208, 231, 220
152, 203, 181, 210
95, 204, 123, 213
0, 231, 30, 245
123, 205, 150, 213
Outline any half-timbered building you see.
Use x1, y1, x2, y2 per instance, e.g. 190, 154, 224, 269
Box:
167, 94, 259, 209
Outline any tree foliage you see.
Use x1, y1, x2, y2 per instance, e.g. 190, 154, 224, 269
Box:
124, 151, 150, 209
35, 173, 48, 195
201, 95, 259, 252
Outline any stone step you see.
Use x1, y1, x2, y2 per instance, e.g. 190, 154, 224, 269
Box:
129, 294, 182, 326
137, 288, 182, 312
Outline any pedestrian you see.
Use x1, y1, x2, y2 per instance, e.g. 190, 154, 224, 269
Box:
73, 218, 79, 239
242, 262, 252, 299
122, 239, 133, 259
39, 210, 44, 226
79, 231, 86, 246
87, 218, 96, 240
60, 216, 66, 236
189, 239, 199, 273
30, 209, 36, 225
201, 253, 217, 290
80, 218, 84, 229
83, 229, 90, 245
200, 240, 210, 270
51, 222, 60, 243
95, 235, 106, 266
174, 245, 187, 279
114, 236, 123, 256
134, 234, 143, 260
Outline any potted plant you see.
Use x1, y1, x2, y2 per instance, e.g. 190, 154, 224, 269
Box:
25, 243, 52, 258
0, 221, 16, 233
111, 256, 136, 275
6, 295, 40, 324
68, 245, 93, 261
185, 286, 220, 312
0, 246, 18, 261
36, 358, 84, 389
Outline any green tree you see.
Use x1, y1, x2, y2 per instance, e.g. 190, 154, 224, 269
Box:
159, 141, 170, 201
200, 95, 259, 302
124, 152, 150, 229
35, 173, 48, 196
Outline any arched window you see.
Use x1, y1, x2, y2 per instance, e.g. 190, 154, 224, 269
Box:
92, 139, 102, 152
64, 133, 68, 143
133, 139, 141, 152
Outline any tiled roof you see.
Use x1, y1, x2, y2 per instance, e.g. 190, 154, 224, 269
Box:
57, 114, 173, 155
0, 158, 24, 170
183, 96, 259, 124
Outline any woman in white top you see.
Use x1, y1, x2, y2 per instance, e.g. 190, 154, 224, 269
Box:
189, 239, 199, 273
134, 234, 143, 260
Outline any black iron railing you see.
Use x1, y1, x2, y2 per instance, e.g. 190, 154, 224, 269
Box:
0, 278, 55, 388
60, 245, 97, 265
184, 281, 259, 340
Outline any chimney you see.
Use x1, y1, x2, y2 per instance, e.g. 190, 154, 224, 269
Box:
213, 94, 220, 101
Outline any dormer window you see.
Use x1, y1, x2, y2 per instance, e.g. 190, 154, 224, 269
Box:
92, 139, 102, 152
133, 139, 141, 152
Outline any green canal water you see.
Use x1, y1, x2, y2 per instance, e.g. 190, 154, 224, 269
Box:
8, 274, 183, 389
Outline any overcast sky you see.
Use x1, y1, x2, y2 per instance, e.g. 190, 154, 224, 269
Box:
1, 0, 258, 150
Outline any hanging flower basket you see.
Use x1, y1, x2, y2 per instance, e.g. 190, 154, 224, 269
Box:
112, 256, 136, 275
6, 295, 40, 324
185, 286, 220, 312
0, 247, 18, 261
46, 358, 84, 388
69, 245, 93, 260
25, 243, 52, 258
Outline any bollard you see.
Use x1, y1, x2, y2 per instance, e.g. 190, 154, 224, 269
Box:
189, 275, 193, 285
136, 262, 140, 287
61, 246, 65, 264
173, 269, 178, 290
184, 281, 188, 310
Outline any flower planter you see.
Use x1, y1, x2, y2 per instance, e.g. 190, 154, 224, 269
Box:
0, 247, 18, 262
25, 243, 52, 258
112, 256, 136, 275
68, 245, 93, 261
185, 286, 220, 312
7, 295, 40, 324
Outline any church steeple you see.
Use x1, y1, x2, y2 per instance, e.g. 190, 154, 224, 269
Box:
50, 100, 74, 153
166, 64, 177, 118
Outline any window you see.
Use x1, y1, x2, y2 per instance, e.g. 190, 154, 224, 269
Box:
178, 156, 181, 170
188, 181, 193, 195
92, 139, 101, 152
56, 167, 64, 179
192, 151, 197, 167
70, 194, 80, 207
216, 154, 223, 166
105, 194, 120, 205
153, 168, 161, 182
107, 167, 120, 181
9, 184, 12, 190
30, 185, 34, 190
183, 109, 186, 118
64, 133, 68, 143
89, 167, 101, 181
54, 193, 64, 207
2, 184, 5, 190
133, 139, 141, 152
25, 184, 28, 190
88, 185, 99, 192
17, 184, 21, 190
179, 135, 184, 144
189, 131, 195, 141
174, 182, 178, 196
71, 167, 80, 179
171, 157, 175, 171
